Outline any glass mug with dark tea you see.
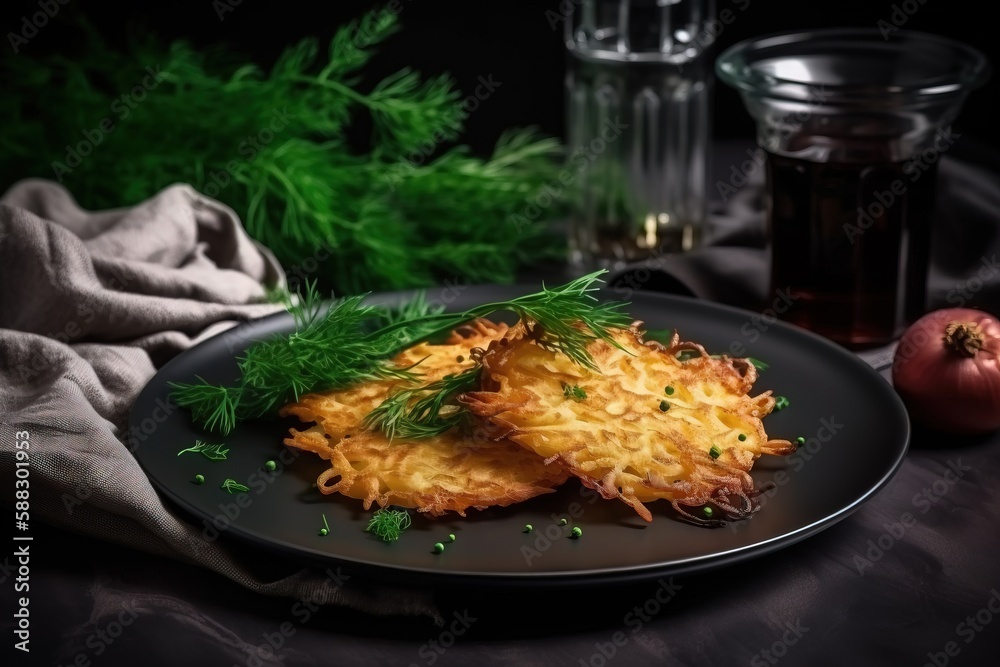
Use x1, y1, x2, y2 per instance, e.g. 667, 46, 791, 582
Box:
716, 29, 989, 347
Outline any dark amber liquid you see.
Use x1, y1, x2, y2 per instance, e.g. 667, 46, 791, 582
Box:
766, 152, 936, 347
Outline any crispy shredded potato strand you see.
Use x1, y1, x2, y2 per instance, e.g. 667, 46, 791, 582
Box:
280, 319, 567, 517
461, 322, 794, 524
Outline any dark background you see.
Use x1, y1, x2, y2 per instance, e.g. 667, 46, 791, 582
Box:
2, 0, 997, 160
3, 6, 1000, 666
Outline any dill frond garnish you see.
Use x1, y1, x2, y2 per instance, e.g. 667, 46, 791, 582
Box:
364, 367, 483, 440
371, 291, 444, 328
177, 289, 419, 432
362, 272, 631, 440
371, 270, 633, 371
171, 271, 630, 434
168, 381, 243, 436
365, 508, 411, 542
176, 440, 230, 461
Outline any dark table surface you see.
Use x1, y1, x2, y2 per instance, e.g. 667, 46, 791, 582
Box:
10, 369, 1000, 667
11, 366, 1000, 666
6, 140, 1000, 667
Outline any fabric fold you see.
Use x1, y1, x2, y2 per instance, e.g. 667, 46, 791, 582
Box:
0, 179, 439, 621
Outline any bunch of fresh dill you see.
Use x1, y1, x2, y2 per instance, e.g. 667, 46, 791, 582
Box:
0, 10, 565, 294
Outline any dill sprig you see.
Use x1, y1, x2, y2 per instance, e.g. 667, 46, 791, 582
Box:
483, 272, 631, 370
171, 289, 421, 433
371, 290, 444, 328
372, 270, 633, 371
171, 271, 629, 434
365, 508, 411, 542
169, 381, 243, 436
364, 367, 483, 440
363, 272, 631, 440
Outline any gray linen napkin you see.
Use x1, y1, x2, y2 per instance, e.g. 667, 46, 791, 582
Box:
0, 179, 438, 620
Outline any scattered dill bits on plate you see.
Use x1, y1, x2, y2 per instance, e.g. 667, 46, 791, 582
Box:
365, 508, 411, 542
774, 396, 790, 411
177, 440, 229, 460
193, 474, 205, 485
221, 478, 249, 494
319, 514, 330, 536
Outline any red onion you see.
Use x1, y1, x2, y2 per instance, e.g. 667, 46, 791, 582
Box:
892, 308, 1000, 434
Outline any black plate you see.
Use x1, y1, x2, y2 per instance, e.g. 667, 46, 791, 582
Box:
130, 287, 910, 587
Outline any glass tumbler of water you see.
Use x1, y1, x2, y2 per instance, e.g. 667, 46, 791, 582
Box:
565, 0, 714, 270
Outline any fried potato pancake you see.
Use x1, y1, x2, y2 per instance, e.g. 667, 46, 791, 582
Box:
280, 319, 567, 517
461, 322, 794, 524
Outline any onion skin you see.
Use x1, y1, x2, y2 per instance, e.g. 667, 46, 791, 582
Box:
892, 308, 1000, 435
